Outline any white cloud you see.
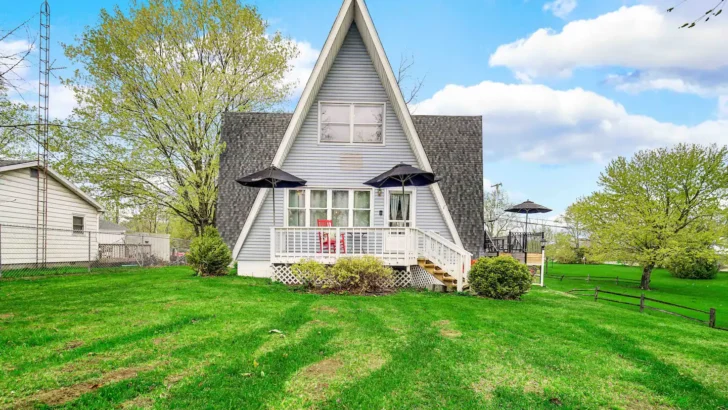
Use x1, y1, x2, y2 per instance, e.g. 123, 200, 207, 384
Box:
489, 5, 728, 90
543, 0, 577, 19
0, 39, 34, 87
719, 96, 728, 119
284, 40, 319, 96
414, 80, 728, 164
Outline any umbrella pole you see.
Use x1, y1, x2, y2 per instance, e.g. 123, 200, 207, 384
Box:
272, 186, 276, 227
524, 212, 529, 253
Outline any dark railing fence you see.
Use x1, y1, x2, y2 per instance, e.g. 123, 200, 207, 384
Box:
569, 287, 722, 330
485, 231, 545, 254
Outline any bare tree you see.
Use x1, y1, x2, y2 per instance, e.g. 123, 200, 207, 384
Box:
669, 0, 724, 27
395, 53, 425, 105
0, 17, 36, 93
484, 189, 519, 238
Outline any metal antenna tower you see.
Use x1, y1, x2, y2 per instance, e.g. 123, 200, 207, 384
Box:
36, 0, 50, 267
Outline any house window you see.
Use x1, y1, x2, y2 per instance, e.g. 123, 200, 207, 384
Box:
319, 102, 385, 144
72, 216, 85, 233
353, 191, 371, 227
285, 189, 373, 227
30, 168, 39, 178
310, 190, 328, 226
288, 190, 306, 227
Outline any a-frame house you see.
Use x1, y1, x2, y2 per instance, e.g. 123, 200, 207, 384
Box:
217, 0, 484, 290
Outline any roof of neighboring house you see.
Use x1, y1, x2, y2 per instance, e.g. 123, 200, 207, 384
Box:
0, 159, 36, 167
99, 219, 127, 232
217, 113, 484, 256
0, 159, 104, 211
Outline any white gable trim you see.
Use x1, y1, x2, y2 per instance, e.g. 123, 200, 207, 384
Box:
231, 0, 462, 260
0, 161, 105, 211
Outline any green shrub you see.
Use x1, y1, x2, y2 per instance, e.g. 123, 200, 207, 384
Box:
187, 227, 233, 276
291, 259, 327, 289
667, 251, 719, 280
328, 256, 394, 293
469, 256, 531, 300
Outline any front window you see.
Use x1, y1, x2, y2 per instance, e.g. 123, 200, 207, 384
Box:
285, 189, 372, 227
320, 102, 384, 144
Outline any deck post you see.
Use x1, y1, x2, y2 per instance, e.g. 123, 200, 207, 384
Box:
335, 228, 340, 260
539, 248, 545, 287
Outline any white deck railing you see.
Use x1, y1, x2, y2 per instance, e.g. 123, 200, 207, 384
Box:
270, 227, 472, 291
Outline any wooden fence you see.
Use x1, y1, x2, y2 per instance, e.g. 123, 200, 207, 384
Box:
569, 287, 723, 330
546, 274, 640, 286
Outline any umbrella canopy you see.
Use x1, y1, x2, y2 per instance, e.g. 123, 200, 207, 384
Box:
363, 163, 439, 189
505, 200, 552, 215
504, 200, 551, 251
236, 166, 306, 225
364, 163, 440, 227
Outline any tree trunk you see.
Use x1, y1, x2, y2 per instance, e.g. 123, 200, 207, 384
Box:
640, 264, 654, 290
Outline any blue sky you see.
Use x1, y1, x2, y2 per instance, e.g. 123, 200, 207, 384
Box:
3, 0, 727, 219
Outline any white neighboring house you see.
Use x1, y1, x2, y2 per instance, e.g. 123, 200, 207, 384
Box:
0, 159, 103, 266
98, 219, 127, 244
99, 219, 172, 262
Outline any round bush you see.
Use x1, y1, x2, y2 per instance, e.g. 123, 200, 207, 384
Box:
469, 256, 531, 300
667, 253, 718, 280
187, 226, 233, 276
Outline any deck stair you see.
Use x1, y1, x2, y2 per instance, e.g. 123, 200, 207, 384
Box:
418, 258, 458, 289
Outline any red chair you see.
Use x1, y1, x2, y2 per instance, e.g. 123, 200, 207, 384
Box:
317, 219, 346, 254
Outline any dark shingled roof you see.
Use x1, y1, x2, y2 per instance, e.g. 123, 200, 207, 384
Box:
99, 219, 127, 232
217, 113, 484, 256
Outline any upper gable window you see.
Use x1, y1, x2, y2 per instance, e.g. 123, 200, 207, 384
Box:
319, 102, 385, 144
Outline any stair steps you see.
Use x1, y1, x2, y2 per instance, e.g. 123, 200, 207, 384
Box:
417, 258, 458, 291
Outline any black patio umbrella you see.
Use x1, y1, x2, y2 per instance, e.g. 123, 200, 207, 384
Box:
505, 200, 552, 250
236, 165, 307, 225
364, 163, 440, 221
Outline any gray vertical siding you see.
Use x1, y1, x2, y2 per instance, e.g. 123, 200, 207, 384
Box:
238, 23, 452, 261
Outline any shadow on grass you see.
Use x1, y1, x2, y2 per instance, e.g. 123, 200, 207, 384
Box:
10, 314, 216, 376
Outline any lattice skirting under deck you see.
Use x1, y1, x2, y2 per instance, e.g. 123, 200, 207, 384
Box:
271, 264, 437, 288
410, 265, 444, 288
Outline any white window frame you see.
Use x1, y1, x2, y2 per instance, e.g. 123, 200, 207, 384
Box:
318, 101, 386, 145
284, 188, 374, 228
384, 188, 417, 228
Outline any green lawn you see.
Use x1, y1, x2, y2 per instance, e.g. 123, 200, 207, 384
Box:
545, 263, 728, 328
1, 268, 727, 409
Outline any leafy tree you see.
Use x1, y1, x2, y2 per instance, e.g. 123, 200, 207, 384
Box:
61, 0, 298, 235
546, 233, 579, 264
572, 144, 728, 289
0, 86, 35, 159
559, 205, 587, 251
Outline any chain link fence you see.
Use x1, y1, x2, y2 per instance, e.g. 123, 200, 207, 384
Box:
0, 224, 187, 279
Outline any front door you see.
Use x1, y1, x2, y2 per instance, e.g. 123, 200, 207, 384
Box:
385, 191, 413, 253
